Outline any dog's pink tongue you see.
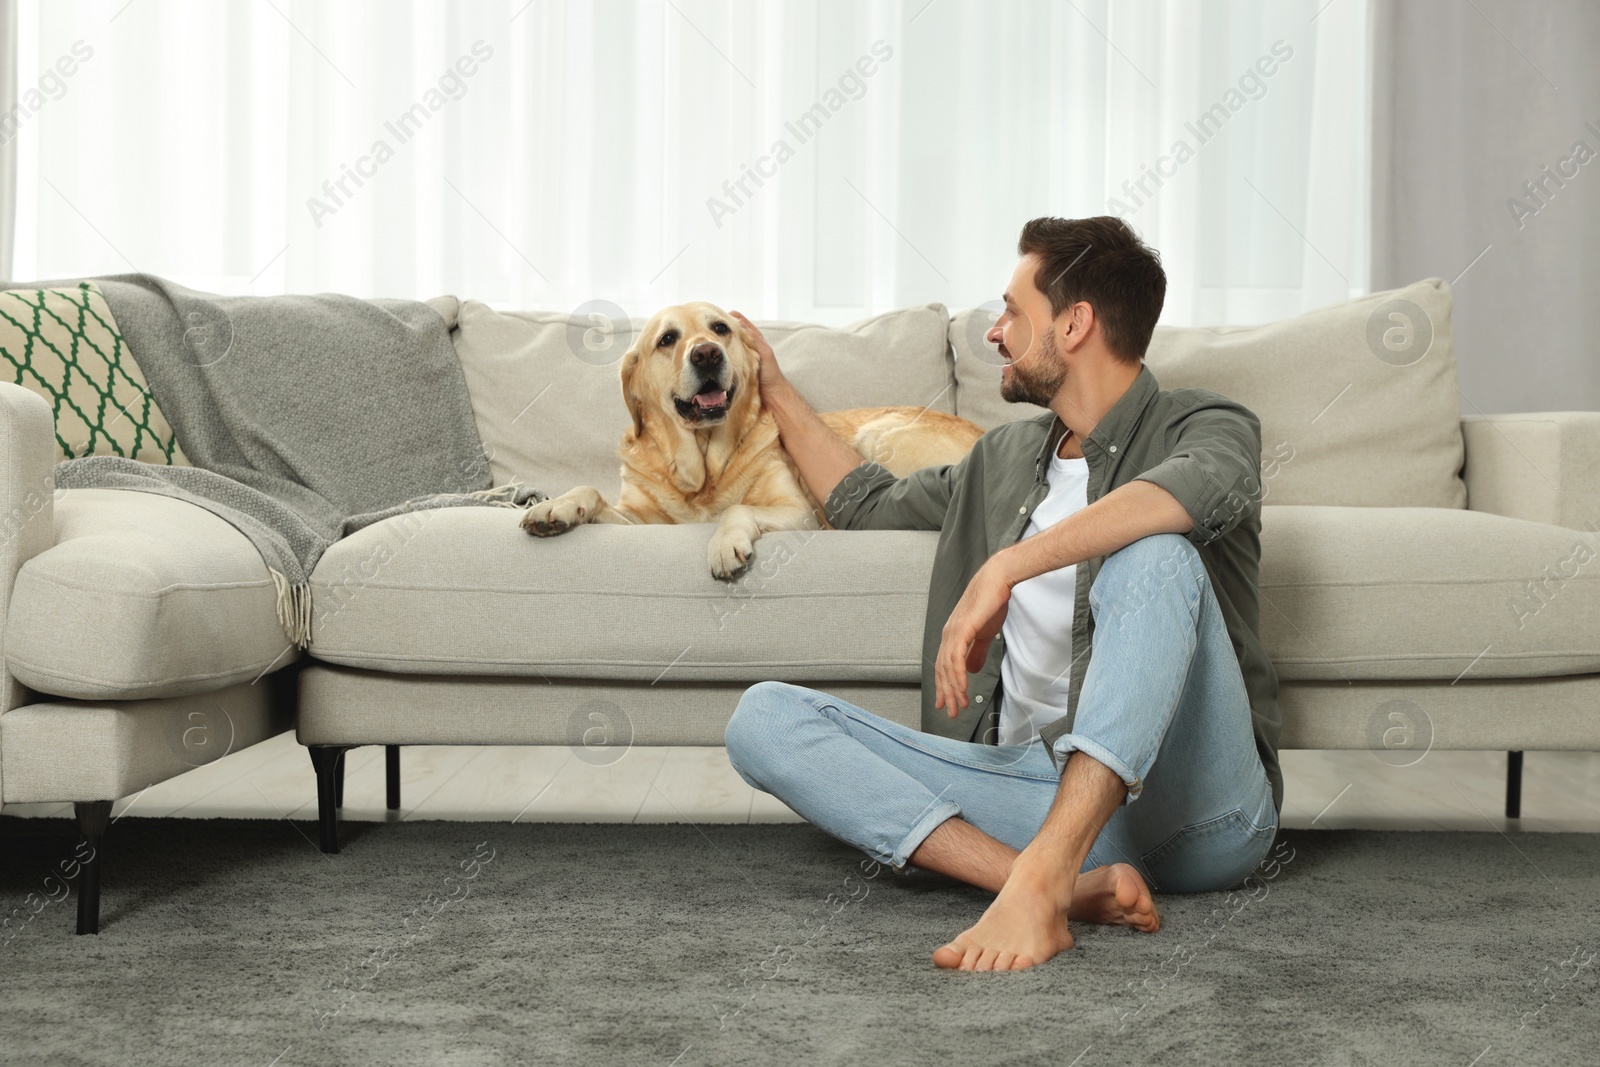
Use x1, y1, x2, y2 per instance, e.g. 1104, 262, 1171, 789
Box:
695, 389, 727, 408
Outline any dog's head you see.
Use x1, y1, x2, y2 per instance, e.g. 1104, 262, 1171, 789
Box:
620, 301, 761, 437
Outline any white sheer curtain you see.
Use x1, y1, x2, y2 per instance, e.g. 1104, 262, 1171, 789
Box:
0, 0, 16, 279
10, 0, 1369, 326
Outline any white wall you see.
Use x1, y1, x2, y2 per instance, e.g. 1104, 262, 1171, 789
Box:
1371, 0, 1600, 414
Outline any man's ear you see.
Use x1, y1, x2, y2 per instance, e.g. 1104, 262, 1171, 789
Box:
1060, 300, 1095, 353
619, 340, 645, 437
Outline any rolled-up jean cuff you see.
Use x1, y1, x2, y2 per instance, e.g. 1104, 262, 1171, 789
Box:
1049, 734, 1145, 804
889, 798, 963, 869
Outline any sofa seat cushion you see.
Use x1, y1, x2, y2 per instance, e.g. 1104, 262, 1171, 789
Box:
310, 503, 1598, 686
1261, 505, 1600, 681
307, 509, 936, 682
4, 489, 291, 700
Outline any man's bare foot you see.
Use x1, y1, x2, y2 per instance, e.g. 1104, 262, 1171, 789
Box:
932, 864, 1075, 971
1069, 863, 1160, 932
932, 862, 1160, 972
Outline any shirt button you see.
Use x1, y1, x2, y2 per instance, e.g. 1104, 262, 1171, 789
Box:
974, 695, 984, 703
1109, 444, 1118, 453
1019, 506, 1027, 514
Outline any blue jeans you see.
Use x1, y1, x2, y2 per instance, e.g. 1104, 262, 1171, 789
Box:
724, 533, 1278, 893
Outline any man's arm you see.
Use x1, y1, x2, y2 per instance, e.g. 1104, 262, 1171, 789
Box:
930, 480, 1190, 715
993, 396, 1263, 585
932, 398, 1263, 715
733, 310, 962, 532
731, 310, 862, 506
1129, 396, 1265, 547
762, 376, 871, 506
990, 479, 1190, 589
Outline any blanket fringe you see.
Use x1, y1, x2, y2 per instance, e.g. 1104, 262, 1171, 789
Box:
270, 568, 313, 649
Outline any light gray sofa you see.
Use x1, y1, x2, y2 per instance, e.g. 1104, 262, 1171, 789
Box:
3, 279, 1597, 933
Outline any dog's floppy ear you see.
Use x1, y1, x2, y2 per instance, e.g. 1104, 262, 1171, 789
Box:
619, 336, 646, 438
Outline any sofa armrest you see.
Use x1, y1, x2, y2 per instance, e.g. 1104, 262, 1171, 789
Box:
1461, 412, 1600, 533
0, 382, 58, 713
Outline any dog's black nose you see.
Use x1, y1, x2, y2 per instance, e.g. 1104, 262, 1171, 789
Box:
689, 343, 724, 369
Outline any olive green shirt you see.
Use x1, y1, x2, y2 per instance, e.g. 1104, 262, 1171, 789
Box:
823, 363, 1284, 813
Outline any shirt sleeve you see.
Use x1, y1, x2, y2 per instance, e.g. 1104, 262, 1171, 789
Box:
823, 456, 965, 532
1132, 396, 1263, 546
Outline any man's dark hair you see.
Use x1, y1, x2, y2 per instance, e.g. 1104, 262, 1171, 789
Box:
1016, 216, 1166, 364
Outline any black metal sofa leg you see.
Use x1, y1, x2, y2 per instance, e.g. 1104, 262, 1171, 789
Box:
1506, 750, 1524, 819
334, 750, 346, 809
308, 746, 351, 853
386, 745, 401, 811
74, 800, 113, 935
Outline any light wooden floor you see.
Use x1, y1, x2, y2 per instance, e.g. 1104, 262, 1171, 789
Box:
4, 734, 1598, 833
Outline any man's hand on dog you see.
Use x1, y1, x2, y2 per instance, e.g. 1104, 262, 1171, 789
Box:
730, 310, 785, 394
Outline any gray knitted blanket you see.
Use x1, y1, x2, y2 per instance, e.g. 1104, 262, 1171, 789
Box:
53, 275, 544, 647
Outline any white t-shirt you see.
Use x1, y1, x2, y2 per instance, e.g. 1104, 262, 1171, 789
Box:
997, 446, 1090, 746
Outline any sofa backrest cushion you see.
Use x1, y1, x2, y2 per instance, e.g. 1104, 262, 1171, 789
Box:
949, 278, 1466, 509
449, 301, 956, 494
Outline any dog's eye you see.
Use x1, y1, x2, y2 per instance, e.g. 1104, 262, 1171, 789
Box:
656, 331, 677, 349
711, 322, 730, 336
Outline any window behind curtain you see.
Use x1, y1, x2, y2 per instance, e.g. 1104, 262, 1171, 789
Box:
9, 0, 1370, 327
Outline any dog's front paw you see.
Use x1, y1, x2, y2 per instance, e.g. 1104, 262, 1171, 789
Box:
708, 528, 755, 580
520, 494, 590, 536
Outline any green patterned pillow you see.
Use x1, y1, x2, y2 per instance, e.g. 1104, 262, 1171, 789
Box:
0, 282, 187, 464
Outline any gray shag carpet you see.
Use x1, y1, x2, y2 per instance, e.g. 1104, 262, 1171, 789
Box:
1, 816, 1596, 1067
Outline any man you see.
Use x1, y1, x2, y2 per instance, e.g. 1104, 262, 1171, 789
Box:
723, 216, 1283, 972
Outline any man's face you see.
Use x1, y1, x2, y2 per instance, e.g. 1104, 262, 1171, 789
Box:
989, 254, 1066, 407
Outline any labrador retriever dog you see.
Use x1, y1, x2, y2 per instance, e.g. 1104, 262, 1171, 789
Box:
519, 301, 983, 579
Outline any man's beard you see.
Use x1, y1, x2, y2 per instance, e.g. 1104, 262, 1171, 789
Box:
999, 327, 1066, 406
